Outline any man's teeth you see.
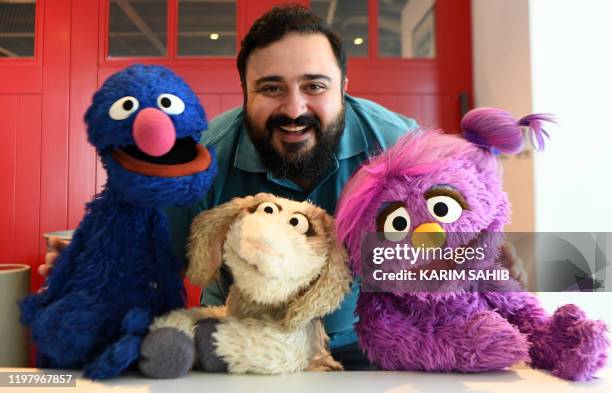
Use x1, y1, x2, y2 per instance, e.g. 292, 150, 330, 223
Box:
279, 125, 308, 132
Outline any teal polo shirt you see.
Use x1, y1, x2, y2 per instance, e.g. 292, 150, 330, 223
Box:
166, 95, 418, 348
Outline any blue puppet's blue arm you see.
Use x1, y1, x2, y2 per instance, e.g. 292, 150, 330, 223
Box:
83, 308, 152, 379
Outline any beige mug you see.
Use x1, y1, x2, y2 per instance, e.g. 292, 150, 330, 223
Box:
0, 264, 31, 367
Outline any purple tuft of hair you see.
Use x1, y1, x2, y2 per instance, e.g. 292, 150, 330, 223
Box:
461, 107, 555, 154
519, 113, 554, 151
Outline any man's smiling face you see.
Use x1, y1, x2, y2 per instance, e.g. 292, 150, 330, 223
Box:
244, 32, 347, 182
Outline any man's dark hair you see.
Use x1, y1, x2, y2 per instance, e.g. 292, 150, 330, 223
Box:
237, 4, 347, 86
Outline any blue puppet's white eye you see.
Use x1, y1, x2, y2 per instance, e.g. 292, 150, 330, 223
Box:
157, 94, 185, 115
108, 96, 139, 120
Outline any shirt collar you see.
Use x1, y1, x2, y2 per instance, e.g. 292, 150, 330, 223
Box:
233, 101, 368, 173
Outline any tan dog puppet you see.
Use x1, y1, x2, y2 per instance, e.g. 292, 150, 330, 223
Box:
139, 193, 352, 377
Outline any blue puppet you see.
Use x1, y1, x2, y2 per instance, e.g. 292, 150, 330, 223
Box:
20, 64, 217, 379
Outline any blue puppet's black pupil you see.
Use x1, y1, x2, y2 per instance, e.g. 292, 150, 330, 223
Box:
161, 97, 171, 108
264, 206, 274, 214
123, 100, 133, 111
393, 216, 407, 231
434, 202, 448, 217
290, 217, 299, 226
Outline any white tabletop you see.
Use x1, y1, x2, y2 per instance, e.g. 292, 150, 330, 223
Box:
3, 294, 610, 392
1, 365, 611, 393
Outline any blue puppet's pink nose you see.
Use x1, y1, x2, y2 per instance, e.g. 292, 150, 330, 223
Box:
132, 108, 176, 157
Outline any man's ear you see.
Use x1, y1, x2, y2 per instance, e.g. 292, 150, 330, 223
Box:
342, 78, 349, 93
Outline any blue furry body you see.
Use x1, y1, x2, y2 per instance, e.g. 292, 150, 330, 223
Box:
19, 64, 217, 379
20, 189, 186, 377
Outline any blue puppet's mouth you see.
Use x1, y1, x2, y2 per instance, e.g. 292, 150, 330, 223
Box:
112, 137, 212, 178
121, 136, 197, 165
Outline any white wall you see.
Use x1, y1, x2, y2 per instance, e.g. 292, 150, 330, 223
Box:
530, 0, 612, 233
472, 0, 612, 327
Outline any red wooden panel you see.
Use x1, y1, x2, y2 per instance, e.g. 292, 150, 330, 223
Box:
396, 95, 425, 126
97, 62, 241, 93
0, 96, 17, 262
357, 93, 401, 114
185, 279, 201, 308
68, 1, 99, 228
421, 94, 443, 130
357, 94, 434, 131
178, 64, 242, 93
68, 0, 100, 229
347, 60, 439, 94
436, 0, 473, 130
220, 94, 242, 112
0, 66, 43, 94
39, 0, 72, 289
197, 94, 221, 119
14, 95, 42, 275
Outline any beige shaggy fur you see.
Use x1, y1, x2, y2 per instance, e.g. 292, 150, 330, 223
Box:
150, 193, 351, 374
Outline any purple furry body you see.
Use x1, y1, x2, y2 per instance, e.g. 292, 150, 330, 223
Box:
336, 108, 609, 381
357, 286, 608, 380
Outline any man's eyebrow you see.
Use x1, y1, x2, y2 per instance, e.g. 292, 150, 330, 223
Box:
254, 74, 332, 85
254, 75, 284, 85
301, 74, 332, 82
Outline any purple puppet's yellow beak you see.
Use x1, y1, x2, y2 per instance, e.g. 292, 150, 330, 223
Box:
412, 222, 446, 249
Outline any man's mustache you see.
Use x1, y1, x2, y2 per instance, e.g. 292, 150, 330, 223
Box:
266, 114, 321, 130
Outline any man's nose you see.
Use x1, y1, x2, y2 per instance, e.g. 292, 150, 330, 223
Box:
280, 90, 308, 120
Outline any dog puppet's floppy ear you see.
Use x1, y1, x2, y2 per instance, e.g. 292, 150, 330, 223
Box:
282, 213, 352, 330
187, 195, 257, 288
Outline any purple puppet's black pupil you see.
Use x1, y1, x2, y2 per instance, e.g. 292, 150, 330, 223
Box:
434, 202, 448, 217
392, 216, 407, 231
123, 100, 133, 111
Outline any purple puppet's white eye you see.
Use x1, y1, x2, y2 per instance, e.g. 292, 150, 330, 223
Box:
382, 206, 411, 242
426, 196, 463, 224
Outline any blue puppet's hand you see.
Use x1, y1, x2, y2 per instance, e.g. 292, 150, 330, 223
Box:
84, 334, 142, 380
122, 308, 153, 335
83, 308, 153, 379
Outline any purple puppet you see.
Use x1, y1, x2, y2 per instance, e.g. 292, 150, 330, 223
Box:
335, 108, 609, 381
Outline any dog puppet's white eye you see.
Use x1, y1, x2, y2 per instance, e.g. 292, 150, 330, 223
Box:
256, 202, 279, 215
108, 96, 139, 120
288, 214, 309, 234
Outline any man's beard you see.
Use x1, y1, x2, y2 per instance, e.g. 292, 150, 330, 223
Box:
245, 105, 345, 182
